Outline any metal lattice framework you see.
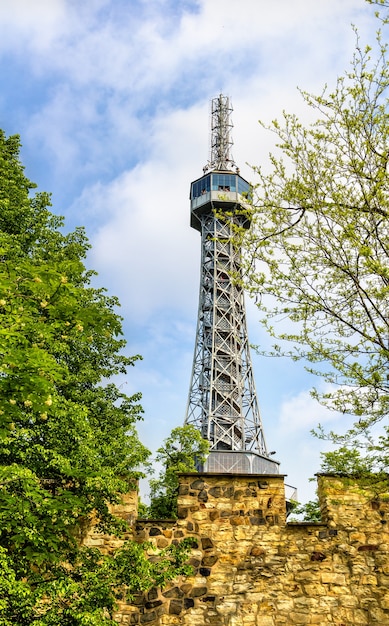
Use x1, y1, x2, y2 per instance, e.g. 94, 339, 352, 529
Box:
184, 95, 279, 474
185, 214, 268, 453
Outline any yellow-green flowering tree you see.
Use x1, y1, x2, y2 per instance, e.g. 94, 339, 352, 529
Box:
239, 14, 389, 469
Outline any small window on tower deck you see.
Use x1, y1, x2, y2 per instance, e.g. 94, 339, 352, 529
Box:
192, 175, 210, 199
237, 176, 252, 200
212, 174, 236, 192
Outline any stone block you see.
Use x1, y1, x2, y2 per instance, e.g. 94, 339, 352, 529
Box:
139, 611, 156, 623
145, 601, 163, 610
201, 555, 218, 567
338, 595, 358, 608
190, 479, 205, 490
321, 572, 346, 585
177, 506, 188, 519
191, 510, 209, 521
303, 583, 326, 597
380, 593, 389, 610
199, 567, 211, 577
215, 601, 237, 615
168, 599, 183, 615
358, 544, 379, 552
198, 489, 208, 502
201, 537, 214, 549
294, 570, 323, 583
190, 587, 208, 597
156, 537, 169, 548
147, 588, 158, 601
274, 599, 294, 611
162, 587, 184, 599
360, 574, 378, 585
308, 616, 326, 624
250, 546, 265, 556
250, 516, 266, 526
232, 515, 252, 527
255, 616, 274, 625
289, 612, 312, 624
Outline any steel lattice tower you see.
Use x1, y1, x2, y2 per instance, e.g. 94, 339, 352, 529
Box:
184, 95, 279, 474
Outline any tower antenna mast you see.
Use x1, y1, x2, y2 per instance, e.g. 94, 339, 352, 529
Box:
206, 94, 236, 172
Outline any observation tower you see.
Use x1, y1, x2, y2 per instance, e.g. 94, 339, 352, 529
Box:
184, 95, 279, 474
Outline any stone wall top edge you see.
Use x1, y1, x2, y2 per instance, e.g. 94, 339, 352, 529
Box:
316, 471, 389, 478
287, 522, 328, 527
177, 472, 287, 478
136, 518, 177, 523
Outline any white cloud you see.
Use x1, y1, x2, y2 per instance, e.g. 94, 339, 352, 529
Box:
279, 386, 343, 433
0, 0, 69, 52
7, 0, 376, 217
81, 104, 207, 321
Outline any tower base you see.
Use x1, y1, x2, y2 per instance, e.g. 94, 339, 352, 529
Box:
200, 450, 280, 474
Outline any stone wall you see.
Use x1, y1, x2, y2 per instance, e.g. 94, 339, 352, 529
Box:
87, 473, 389, 625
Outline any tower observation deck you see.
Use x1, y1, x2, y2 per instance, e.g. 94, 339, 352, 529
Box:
184, 95, 279, 474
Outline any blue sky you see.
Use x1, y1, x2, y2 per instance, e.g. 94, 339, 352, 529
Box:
0, 0, 380, 503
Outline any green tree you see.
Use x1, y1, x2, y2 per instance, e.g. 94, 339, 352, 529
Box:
146, 425, 209, 519
0, 131, 193, 624
239, 18, 389, 451
289, 499, 322, 523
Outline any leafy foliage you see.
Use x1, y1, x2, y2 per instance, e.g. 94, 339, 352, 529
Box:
146, 425, 209, 519
289, 499, 322, 523
317, 427, 389, 495
240, 24, 389, 438
320, 446, 376, 475
0, 131, 193, 624
0, 540, 195, 625
367, 0, 389, 20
